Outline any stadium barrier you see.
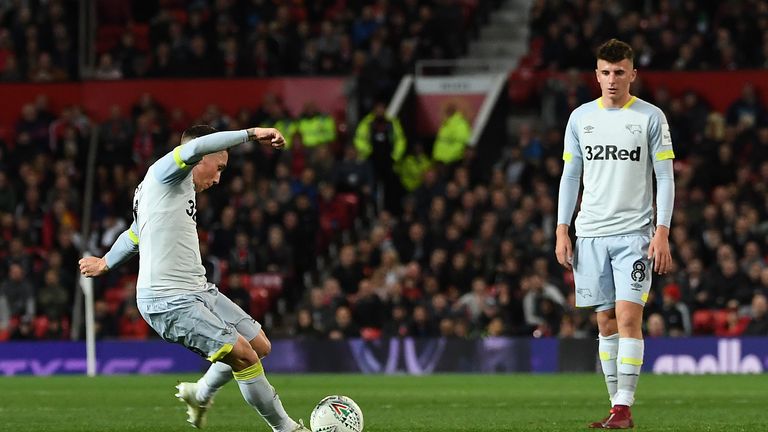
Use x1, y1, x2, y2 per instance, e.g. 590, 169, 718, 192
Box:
1, 337, 766, 376
0, 77, 347, 140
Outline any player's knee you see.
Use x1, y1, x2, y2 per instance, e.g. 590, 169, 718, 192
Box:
616, 313, 641, 333
596, 311, 617, 333
250, 335, 272, 358
223, 337, 260, 371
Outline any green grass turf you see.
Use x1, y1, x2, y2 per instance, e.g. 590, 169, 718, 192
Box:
0, 373, 764, 431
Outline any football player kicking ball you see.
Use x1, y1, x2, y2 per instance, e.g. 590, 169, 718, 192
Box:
555, 38, 675, 429
80, 125, 309, 432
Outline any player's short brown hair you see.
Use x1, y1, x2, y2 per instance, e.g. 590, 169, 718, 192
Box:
596, 38, 634, 65
181, 124, 217, 144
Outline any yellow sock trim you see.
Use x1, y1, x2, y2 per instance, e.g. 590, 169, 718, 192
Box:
599, 351, 615, 361
207, 343, 233, 363
233, 362, 264, 381
621, 357, 643, 366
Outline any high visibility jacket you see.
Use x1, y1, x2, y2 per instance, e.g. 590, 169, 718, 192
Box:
354, 113, 406, 162
432, 112, 471, 163
396, 153, 432, 191
297, 114, 336, 147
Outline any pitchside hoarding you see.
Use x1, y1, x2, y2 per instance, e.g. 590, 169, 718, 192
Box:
0, 338, 765, 376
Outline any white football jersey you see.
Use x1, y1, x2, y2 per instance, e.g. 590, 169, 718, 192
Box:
563, 96, 674, 237
133, 159, 207, 298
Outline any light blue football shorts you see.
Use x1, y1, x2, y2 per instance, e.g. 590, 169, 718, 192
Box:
137, 283, 261, 362
573, 234, 652, 312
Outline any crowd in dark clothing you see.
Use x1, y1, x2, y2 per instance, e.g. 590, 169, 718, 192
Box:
1, 0, 483, 86
2, 0, 768, 342
2, 77, 768, 341
530, 0, 768, 71
0, 0, 79, 81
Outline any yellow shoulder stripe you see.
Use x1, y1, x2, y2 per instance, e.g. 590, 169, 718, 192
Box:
128, 229, 139, 245
655, 150, 675, 161
173, 146, 189, 169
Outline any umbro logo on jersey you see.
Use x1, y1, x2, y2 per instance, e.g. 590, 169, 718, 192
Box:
584, 125, 595, 134
626, 124, 642, 134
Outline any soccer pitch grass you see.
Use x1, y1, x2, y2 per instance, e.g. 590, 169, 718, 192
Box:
1, 374, 763, 431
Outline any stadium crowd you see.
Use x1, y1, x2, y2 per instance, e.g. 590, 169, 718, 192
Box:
1, 0, 768, 342
530, 0, 768, 71
1, 0, 485, 84
2, 79, 768, 342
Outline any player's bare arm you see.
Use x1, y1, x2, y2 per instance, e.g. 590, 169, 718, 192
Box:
555, 224, 573, 270
247, 127, 286, 148
648, 225, 672, 274
78, 221, 139, 278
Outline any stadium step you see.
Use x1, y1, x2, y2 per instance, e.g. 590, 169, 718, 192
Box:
480, 23, 528, 41
464, 0, 532, 68
469, 40, 529, 58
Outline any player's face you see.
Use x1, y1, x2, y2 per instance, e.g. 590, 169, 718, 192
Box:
595, 59, 636, 104
192, 151, 228, 192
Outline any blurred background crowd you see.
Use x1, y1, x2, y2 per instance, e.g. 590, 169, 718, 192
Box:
1, 0, 768, 342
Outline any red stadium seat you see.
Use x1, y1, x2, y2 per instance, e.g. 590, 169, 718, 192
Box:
692, 309, 715, 335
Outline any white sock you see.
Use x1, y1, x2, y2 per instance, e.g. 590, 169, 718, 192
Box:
598, 333, 619, 405
234, 362, 297, 432
196, 361, 233, 404
614, 337, 644, 407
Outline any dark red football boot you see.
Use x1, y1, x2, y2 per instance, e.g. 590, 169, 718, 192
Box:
588, 414, 609, 428
601, 405, 634, 429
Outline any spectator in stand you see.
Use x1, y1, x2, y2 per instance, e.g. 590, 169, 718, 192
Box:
726, 83, 765, 128
354, 100, 407, 213
715, 301, 750, 337
296, 102, 336, 151
432, 104, 472, 168
646, 313, 666, 338
0, 264, 35, 323
659, 284, 691, 337
37, 269, 70, 321
327, 305, 360, 340
395, 142, 433, 194
292, 307, 323, 339
382, 303, 410, 338
744, 294, 768, 336
352, 278, 385, 332
331, 244, 364, 296
94, 53, 123, 80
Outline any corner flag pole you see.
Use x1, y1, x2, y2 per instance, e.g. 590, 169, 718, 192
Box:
80, 252, 97, 377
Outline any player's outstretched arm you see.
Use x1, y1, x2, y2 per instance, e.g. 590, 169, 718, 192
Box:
154, 128, 286, 184
79, 221, 140, 277
183, 127, 285, 161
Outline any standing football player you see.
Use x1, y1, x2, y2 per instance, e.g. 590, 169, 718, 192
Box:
555, 38, 675, 429
79, 125, 309, 432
